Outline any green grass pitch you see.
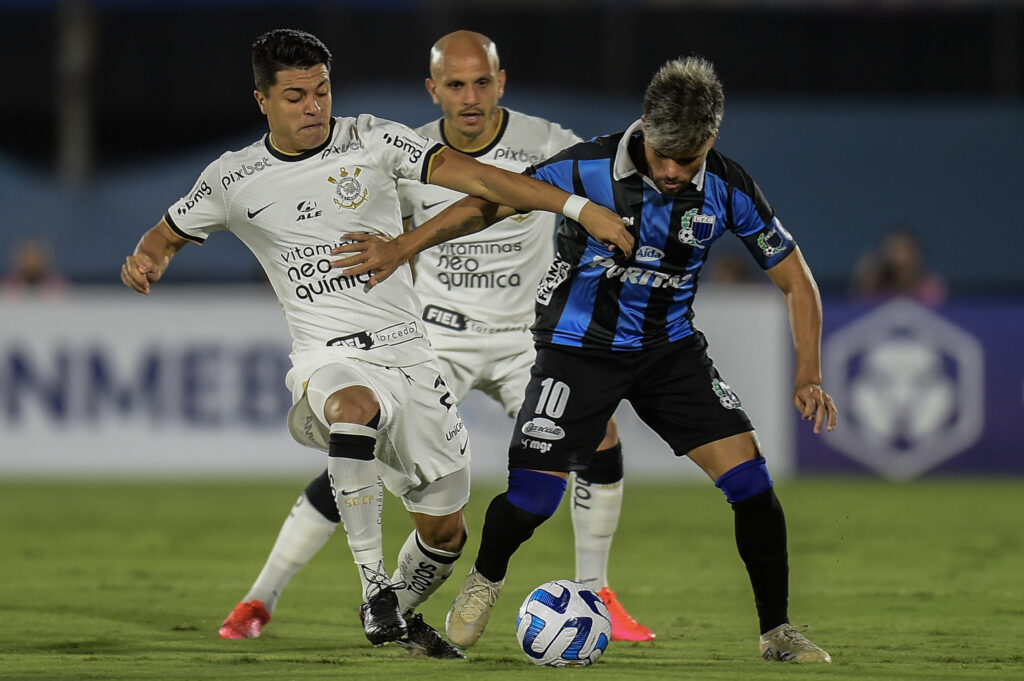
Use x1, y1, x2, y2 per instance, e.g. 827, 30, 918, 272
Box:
1, 477, 1021, 680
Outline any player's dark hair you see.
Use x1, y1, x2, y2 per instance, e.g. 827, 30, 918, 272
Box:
642, 56, 724, 156
251, 28, 333, 94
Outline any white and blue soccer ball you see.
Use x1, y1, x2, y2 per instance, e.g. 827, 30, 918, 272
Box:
515, 579, 612, 667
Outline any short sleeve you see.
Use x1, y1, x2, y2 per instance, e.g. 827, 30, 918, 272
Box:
360, 115, 444, 185
163, 158, 229, 244
728, 175, 796, 268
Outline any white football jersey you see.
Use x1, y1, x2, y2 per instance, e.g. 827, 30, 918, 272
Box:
398, 108, 581, 328
165, 115, 444, 370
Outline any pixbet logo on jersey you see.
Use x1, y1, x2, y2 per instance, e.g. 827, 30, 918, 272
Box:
494, 147, 545, 164
822, 299, 984, 480
220, 157, 272, 191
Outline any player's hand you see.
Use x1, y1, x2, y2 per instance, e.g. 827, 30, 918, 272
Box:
121, 253, 161, 295
793, 383, 838, 434
331, 233, 403, 289
579, 202, 635, 257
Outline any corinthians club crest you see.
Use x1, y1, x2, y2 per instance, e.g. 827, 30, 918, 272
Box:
328, 167, 368, 210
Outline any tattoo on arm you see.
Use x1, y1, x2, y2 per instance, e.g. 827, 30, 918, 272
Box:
423, 215, 488, 249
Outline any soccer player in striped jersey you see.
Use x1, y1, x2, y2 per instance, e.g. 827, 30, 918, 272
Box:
219, 30, 654, 646
334, 56, 838, 663
120, 28, 630, 659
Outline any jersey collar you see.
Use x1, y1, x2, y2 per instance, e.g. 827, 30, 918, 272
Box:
613, 119, 707, 193
264, 118, 337, 162
439, 108, 509, 157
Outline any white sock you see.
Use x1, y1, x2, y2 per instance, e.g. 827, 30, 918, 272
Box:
570, 473, 624, 590
326, 422, 389, 601
391, 530, 461, 614
243, 493, 338, 613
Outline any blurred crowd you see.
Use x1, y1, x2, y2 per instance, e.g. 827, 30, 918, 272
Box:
1, 238, 68, 299
849, 228, 947, 307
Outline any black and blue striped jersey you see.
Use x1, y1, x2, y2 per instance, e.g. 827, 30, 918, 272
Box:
528, 120, 796, 351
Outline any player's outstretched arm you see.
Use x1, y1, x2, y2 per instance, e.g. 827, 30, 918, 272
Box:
331, 150, 634, 288
121, 219, 189, 295
426, 148, 634, 255
331, 196, 505, 287
766, 247, 838, 434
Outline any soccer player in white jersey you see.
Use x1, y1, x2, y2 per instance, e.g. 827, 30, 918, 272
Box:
404, 31, 654, 642
216, 30, 654, 645
119, 28, 632, 659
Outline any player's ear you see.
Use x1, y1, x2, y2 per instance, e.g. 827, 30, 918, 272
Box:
425, 78, 440, 105
497, 69, 507, 98
254, 90, 268, 115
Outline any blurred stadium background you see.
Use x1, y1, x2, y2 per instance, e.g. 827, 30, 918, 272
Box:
1, 0, 1022, 482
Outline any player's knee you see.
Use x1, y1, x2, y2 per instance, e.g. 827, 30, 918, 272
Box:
715, 457, 774, 504
323, 385, 380, 427
507, 468, 567, 518
598, 417, 619, 450
419, 516, 468, 554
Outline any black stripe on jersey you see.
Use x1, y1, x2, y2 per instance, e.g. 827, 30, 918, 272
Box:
706, 151, 775, 226
538, 132, 623, 247
421, 142, 446, 184
162, 213, 205, 244
642, 197, 700, 346
440, 108, 510, 157
590, 160, 655, 347
574, 158, 626, 346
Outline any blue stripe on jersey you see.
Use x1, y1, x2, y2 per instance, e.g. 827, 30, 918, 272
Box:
543, 158, 614, 347
550, 260, 599, 347
611, 183, 672, 348
726, 179, 766, 237
577, 158, 616, 209
535, 158, 575, 196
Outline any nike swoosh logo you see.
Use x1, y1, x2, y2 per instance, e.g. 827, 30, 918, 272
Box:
339, 485, 375, 496
459, 441, 468, 456
246, 202, 275, 219
421, 199, 448, 211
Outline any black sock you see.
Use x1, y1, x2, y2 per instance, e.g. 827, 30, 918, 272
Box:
304, 469, 340, 523
578, 442, 623, 485
475, 493, 548, 582
732, 487, 789, 634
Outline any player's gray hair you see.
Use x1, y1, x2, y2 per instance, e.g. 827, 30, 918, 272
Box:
642, 57, 724, 155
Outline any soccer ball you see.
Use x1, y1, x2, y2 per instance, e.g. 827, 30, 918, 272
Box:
515, 579, 612, 667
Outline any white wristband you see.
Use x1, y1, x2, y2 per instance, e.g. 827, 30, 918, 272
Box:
562, 195, 590, 222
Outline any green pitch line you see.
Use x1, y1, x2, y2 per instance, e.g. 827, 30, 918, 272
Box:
0, 478, 1021, 680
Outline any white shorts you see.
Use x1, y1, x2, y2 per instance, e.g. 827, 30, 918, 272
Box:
286, 356, 471, 506
428, 326, 536, 417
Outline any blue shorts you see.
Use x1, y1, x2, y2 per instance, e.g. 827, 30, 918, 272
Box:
508, 332, 753, 472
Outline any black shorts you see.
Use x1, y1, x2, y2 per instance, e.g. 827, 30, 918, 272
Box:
507, 332, 754, 472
